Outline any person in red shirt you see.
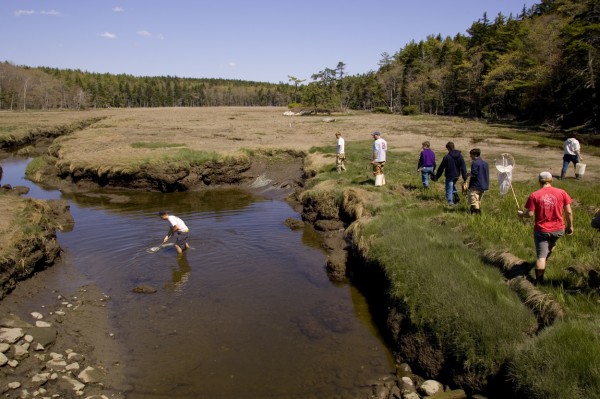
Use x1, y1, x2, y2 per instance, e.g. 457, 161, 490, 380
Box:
518, 171, 574, 285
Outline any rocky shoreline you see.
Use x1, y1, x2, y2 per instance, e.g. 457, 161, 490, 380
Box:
1, 285, 125, 399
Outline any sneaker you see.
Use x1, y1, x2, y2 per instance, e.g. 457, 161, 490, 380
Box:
452, 192, 460, 204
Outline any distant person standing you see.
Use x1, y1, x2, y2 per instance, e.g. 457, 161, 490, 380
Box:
417, 141, 436, 189
434, 142, 467, 206
371, 131, 387, 186
561, 134, 582, 179
335, 132, 346, 173
518, 171, 573, 285
158, 210, 190, 254
466, 148, 490, 214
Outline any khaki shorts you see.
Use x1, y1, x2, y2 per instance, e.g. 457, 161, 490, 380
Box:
468, 189, 484, 209
372, 161, 385, 175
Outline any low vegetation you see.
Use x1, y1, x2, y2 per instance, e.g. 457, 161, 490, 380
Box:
302, 138, 600, 398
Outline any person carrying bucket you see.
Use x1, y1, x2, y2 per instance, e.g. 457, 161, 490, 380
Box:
371, 131, 387, 186
561, 134, 583, 179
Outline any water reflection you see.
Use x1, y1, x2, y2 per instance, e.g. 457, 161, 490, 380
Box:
2, 156, 395, 399
165, 254, 192, 293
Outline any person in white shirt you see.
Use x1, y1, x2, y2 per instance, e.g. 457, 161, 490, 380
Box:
561, 134, 582, 179
371, 131, 387, 186
335, 132, 346, 173
159, 210, 190, 254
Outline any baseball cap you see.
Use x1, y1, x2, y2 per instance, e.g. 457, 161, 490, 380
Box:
371, 131, 381, 137
538, 171, 553, 181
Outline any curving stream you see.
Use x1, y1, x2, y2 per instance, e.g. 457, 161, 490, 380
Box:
3, 156, 395, 398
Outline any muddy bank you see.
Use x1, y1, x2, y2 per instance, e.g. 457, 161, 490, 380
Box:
26, 149, 306, 195
0, 193, 73, 300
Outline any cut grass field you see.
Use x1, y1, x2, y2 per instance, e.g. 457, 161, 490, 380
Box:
2, 107, 600, 397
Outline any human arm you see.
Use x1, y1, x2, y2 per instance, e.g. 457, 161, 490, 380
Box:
564, 204, 574, 235
517, 209, 534, 218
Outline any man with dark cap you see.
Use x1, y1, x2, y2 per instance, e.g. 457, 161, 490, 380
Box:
518, 171, 574, 285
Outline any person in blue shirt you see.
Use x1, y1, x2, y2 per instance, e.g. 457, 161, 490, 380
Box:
466, 148, 490, 214
417, 141, 436, 189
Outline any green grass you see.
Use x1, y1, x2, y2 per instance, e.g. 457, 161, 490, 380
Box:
303, 137, 600, 396
130, 141, 186, 149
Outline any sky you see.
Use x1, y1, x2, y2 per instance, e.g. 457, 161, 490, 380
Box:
1, 1, 539, 84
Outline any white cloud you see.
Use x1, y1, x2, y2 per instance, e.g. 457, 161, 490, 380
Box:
14, 10, 35, 16
41, 10, 62, 16
137, 30, 164, 40
228, 62, 237, 68
112, 7, 124, 12
99, 32, 117, 39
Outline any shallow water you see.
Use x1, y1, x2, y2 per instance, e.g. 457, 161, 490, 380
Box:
3, 157, 395, 398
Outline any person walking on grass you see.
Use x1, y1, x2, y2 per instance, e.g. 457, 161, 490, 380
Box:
417, 141, 436, 190
335, 132, 346, 173
466, 148, 489, 214
371, 131, 387, 186
159, 210, 190, 254
434, 142, 467, 206
561, 134, 582, 179
518, 171, 573, 285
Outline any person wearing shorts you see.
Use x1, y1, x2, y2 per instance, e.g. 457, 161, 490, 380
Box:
159, 210, 190, 254
518, 171, 573, 285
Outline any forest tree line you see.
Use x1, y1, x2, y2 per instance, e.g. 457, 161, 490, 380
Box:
0, 0, 597, 131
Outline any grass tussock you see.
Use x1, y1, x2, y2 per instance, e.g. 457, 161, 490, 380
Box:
305, 127, 600, 396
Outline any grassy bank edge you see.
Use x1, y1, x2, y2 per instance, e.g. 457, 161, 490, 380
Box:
298, 140, 600, 398
0, 194, 64, 299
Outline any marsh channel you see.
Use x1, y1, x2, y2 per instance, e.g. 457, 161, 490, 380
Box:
3, 156, 395, 399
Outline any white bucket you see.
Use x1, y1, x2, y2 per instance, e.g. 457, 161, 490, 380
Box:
375, 174, 384, 186
575, 163, 586, 176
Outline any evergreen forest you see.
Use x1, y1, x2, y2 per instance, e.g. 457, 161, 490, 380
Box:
0, 0, 598, 131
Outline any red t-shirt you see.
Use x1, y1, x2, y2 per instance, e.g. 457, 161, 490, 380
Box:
525, 186, 572, 232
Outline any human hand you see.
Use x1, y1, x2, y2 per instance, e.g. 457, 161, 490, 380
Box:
566, 226, 574, 236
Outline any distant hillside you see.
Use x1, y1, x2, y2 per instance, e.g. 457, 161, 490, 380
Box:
1, 0, 597, 131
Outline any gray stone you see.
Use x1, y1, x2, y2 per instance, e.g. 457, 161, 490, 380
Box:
402, 392, 420, 399
31, 373, 51, 386
13, 344, 29, 360
78, 366, 104, 383
0, 327, 25, 344
30, 312, 44, 320
400, 376, 416, 392
0, 342, 9, 352
419, 379, 443, 396
46, 359, 68, 371
35, 321, 52, 328
60, 375, 85, 391
7, 381, 21, 389
0, 352, 8, 366
396, 363, 412, 378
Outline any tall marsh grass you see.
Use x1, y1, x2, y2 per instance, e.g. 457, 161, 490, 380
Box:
306, 135, 600, 396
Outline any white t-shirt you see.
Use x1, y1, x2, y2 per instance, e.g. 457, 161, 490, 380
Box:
337, 137, 345, 154
167, 215, 189, 233
564, 138, 580, 156
373, 138, 387, 162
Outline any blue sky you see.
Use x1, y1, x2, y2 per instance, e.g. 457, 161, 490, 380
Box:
1, 1, 538, 84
